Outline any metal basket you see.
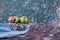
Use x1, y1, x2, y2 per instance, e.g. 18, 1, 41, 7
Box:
0, 23, 30, 38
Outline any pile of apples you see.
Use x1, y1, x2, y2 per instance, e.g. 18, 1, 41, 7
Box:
8, 16, 28, 24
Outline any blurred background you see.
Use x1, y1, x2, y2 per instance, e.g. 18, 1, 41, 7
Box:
0, 0, 60, 40
0, 0, 59, 23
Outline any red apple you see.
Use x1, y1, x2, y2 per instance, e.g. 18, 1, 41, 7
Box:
8, 16, 15, 23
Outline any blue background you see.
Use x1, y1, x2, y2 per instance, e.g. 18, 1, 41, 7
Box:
0, 0, 59, 23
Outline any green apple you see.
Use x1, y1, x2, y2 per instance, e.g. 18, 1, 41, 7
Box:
14, 16, 20, 23
20, 16, 28, 24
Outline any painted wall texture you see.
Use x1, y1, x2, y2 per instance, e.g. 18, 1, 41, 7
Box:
0, 0, 59, 23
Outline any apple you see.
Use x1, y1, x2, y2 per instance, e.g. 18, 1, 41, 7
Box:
14, 16, 20, 23
20, 16, 28, 24
8, 16, 15, 23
